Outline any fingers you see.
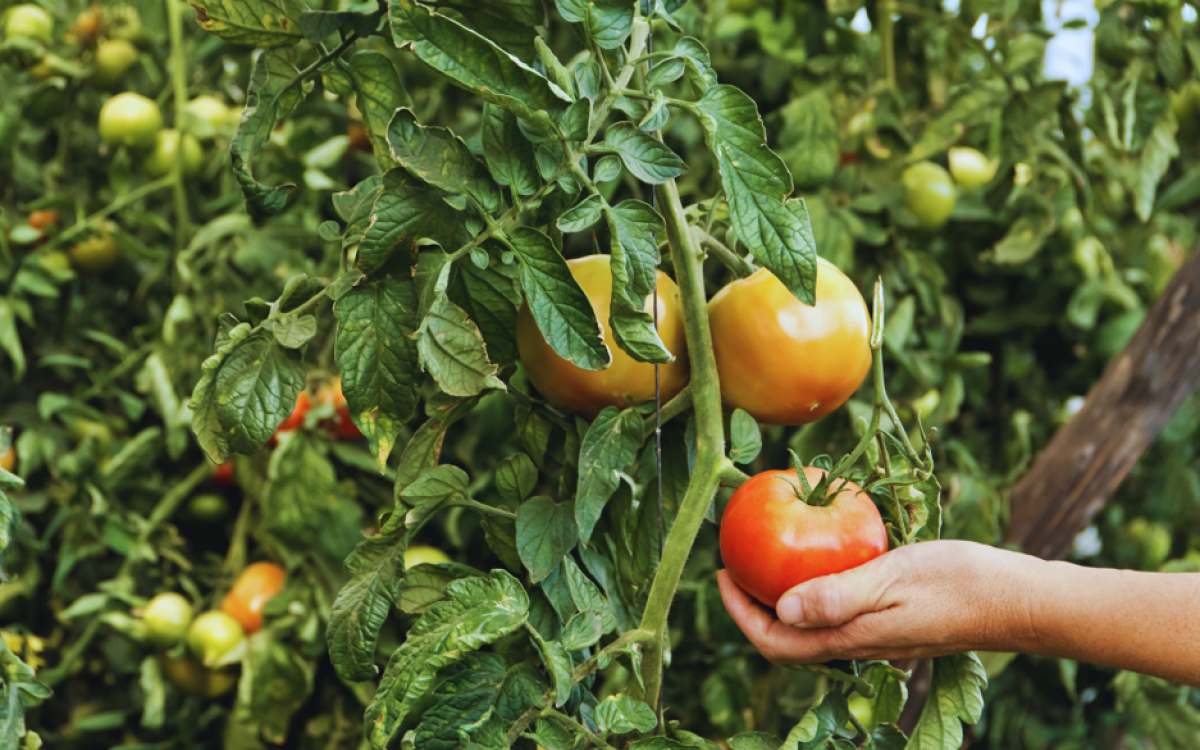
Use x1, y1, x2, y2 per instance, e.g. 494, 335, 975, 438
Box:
775, 553, 904, 629
717, 570, 846, 664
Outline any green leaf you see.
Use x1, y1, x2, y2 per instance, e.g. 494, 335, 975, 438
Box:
646, 58, 685, 87
576, 407, 644, 543
1134, 116, 1180, 222
214, 333, 306, 454
604, 200, 672, 364
349, 51, 412, 171
575, 57, 602, 101
189, 0, 304, 46
0, 301, 25, 380
595, 694, 658, 735
496, 453, 538, 503
526, 626, 574, 707
366, 571, 529, 746
1114, 670, 1200, 749
527, 718, 573, 750
419, 286, 506, 397
560, 98, 591, 142
414, 653, 508, 750
604, 122, 687, 184
782, 688, 848, 749
729, 733, 782, 750
230, 48, 312, 218
556, 0, 634, 49
394, 396, 478, 493
401, 464, 471, 528
237, 633, 314, 744
335, 278, 421, 470
562, 555, 615, 633
674, 37, 716, 93
357, 171, 474, 275
390, 0, 569, 130
866, 663, 908, 727
262, 433, 342, 549
399, 563, 485, 614
909, 81, 1008, 161
516, 497, 578, 582
594, 155, 623, 182
557, 194, 606, 233
728, 409, 761, 465
535, 37, 575, 99
629, 740, 692, 750
692, 85, 817, 305
777, 90, 839, 190
907, 652, 987, 750
482, 104, 541, 197
387, 109, 502, 213
559, 610, 604, 651
450, 245, 522, 367
507, 227, 610, 371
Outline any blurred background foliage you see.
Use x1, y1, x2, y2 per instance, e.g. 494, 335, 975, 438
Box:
2, 0, 1200, 746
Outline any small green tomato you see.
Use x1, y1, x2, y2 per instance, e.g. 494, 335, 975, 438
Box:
902, 161, 957, 231
142, 129, 203, 177
99, 92, 162, 149
948, 147, 998, 190
187, 610, 245, 667
143, 592, 194, 647
5, 5, 53, 42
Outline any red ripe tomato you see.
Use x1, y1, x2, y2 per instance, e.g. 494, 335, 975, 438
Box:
318, 378, 361, 439
276, 391, 311, 434
516, 254, 689, 419
707, 258, 871, 425
28, 209, 58, 231
220, 561, 286, 634
211, 460, 235, 487
720, 467, 887, 607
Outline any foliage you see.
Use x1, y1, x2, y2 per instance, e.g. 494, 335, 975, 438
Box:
2, 0, 1200, 748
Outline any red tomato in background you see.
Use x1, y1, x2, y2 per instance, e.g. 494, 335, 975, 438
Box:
276, 391, 311, 434
719, 467, 887, 607
318, 378, 361, 439
220, 561, 286, 634
211, 460, 235, 487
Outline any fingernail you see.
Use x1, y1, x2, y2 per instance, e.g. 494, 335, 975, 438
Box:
777, 595, 804, 626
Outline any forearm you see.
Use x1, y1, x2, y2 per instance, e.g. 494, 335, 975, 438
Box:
1012, 560, 1200, 686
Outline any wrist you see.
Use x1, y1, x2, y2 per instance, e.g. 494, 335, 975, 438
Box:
971, 546, 1048, 654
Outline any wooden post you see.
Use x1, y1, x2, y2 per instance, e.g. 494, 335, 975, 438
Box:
1004, 249, 1200, 559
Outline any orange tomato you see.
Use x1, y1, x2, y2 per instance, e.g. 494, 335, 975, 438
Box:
516, 255, 689, 419
220, 561, 286, 634
707, 258, 871, 425
276, 391, 311, 434
720, 467, 887, 606
0, 444, 15, 473
318, 378, 361, 439
28, 209, 58, 231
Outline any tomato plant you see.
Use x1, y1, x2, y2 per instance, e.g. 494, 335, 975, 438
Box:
91, 38, 139, 89
948, 147, 998, 190
220, 561, 285, 634
516, 254, 689, 418
404, 545, 451, 568
67, 231, 121, 272
708, 258, 872, 425
721, 467, 887, 606
159, 654, 239, 698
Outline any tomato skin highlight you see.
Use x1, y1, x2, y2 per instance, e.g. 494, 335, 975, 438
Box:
719, 468, 888, 607
516, 255, 689, 419
708, 258, 871, 426
98, 92, 163, 149
220, 561, 286, 634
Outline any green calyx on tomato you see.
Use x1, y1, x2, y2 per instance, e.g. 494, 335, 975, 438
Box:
516, 254, 690, 419
98, 92, 163, 149
91, 39, 140, 89
186, 610, 245, 667
720, 467, 887, 606
902, 161, 957, 231
142, 592, 194, 647
142, 129, 204, 177
948, 147, 998, 190
708, 258, 871, 426
5, 5, 53, 42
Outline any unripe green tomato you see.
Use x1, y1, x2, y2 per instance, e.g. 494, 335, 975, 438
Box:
68, 233, 122, 273
99, 92, 163, 149
160, 653, 239, 698
143, 592, 194, 647
142, 130, 203, 177
847, 694, 874, 729
188, 493, 230, 522
187, 610, 245, 667
5, 5, 53, 42
910, 388, 940, 418
902, 162, 957, 231
948, 147, 997, 190
1072, 236, 1109, 278
1125, 518, 1172, 571
186, 95, 230, 140
91, 39, 139, 89
405, 545, 452, 568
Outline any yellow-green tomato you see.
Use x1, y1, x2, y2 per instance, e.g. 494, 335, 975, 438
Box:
186, 95, 231, 140
186, 610, 244, 667
143, 130, 203, 177
160, 654, 239, 698
948, 147, 998, 190
902, 161, 957, 231
68, 233, 122, 273
143, 592, 194, 647
848, 694, 874, 729
91, 39, 139, 89
5, 5, 53, 42
98, 92, 162, 149
405, 545, 451, 568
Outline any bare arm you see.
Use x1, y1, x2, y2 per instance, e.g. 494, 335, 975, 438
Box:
717, 540, 1200, 687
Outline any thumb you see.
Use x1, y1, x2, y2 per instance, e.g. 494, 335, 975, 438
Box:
775, 555, 901, 629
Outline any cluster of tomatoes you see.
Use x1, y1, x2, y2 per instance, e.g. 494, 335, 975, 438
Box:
141, 562, 285, 698
901, 146, 999, 231
516, 254, 888, 607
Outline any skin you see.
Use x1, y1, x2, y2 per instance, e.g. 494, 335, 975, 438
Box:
708, 258, 871, 425
718, 540, 1200, 688
221, 561, 286, 634
720, 468, 887, 606
516, 254, 689, 419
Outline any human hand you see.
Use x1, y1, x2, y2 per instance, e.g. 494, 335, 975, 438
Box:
717, 540, 1042, 665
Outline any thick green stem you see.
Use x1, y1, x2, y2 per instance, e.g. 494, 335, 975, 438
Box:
636, 180, 726, 709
